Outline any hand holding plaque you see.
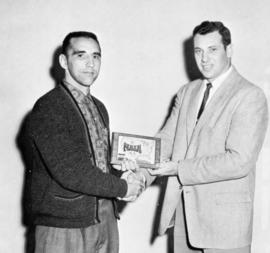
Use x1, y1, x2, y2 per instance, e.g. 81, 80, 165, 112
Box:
111, 132, 161, 169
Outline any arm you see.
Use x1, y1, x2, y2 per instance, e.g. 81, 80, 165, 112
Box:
143, 86, 186, 186
178, 87, 268, 185
156, 86, 186, 161
150, 87, 269, 185
115, 86, 187, 187
31, 101, 127, 198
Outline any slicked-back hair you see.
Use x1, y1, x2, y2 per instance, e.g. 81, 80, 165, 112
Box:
61, 31, 101, 56
193, 21, 231, 48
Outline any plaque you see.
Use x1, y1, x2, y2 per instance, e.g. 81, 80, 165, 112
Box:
111, 132, 161, 168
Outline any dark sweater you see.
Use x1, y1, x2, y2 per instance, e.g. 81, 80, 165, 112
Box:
22, 83, 127, 228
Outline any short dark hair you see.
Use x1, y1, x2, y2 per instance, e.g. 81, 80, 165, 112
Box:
193, 21, 231, 48
61, 31, 101, 55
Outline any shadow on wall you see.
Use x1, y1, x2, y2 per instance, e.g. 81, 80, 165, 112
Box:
16, 46, 65, 253
16, 112, 35, 253
183, 36, 202, 81
158, 36, 201, 132
49, 46, 65, 86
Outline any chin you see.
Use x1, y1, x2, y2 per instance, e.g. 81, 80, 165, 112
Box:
202, 71, 214, 80
82, 79, 95, 86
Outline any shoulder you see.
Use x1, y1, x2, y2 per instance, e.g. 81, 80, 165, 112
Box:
27, 85, 70, 129
92, 96, 107, 110
92, 96, 109, 116
32, 85, 62, 110
32, 84, 75, 114
175, 79, 202, 98
232, 68, 267, 101
223, 69, 268, 118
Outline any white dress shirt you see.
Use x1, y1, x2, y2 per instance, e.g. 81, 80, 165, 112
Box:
196, 66, 233, 116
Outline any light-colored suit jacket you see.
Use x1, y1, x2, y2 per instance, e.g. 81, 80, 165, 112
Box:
155, 66, 268, 249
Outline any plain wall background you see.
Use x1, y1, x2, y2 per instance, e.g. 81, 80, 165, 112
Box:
1, 0, 270, 252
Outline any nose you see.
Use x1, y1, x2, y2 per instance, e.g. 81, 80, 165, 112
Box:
86, 56, 94, 67
201, 52, 208, 63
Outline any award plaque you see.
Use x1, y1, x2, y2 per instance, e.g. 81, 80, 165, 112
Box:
111, 132, 161, 168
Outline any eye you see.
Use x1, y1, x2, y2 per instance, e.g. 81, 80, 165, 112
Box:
194, 48, 202, 55
209, 47, 218, 53
93, 54, 101, 60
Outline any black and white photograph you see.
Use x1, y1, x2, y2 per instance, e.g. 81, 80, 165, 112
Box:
0, 1, 269, 253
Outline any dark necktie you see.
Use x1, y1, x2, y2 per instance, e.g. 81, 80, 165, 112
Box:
197, 82, 212, 120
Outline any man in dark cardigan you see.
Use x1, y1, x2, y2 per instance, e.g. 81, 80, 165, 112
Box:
22, 31, 144, 253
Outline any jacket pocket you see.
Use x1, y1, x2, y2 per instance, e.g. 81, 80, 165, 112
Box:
40, 192, 95, 219
54, 194, 84, 201
50, 180, 84, 199
215, 192, 251, 205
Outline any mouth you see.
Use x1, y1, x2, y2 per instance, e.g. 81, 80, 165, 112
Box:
201, 64, 212, 72
83, 71, 96, 76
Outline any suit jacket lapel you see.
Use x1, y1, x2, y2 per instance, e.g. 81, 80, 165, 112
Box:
193, 67, 240, 136
186, 81, 203, 145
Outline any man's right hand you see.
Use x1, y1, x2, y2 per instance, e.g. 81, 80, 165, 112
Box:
119, 170, 145, 202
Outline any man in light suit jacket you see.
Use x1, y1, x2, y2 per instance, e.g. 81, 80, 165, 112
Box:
147, 21, 268, 253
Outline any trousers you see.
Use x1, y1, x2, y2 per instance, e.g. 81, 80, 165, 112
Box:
34, 199, 119, 253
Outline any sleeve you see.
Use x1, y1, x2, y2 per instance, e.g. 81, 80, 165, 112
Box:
156, 86, 187, 161
143, 86, 187, 187
178, 87, 269, 185
31, 101, 127, 198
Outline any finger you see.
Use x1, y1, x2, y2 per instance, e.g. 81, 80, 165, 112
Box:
133, 176, 146, 186
122, 160, 131, 171
130, 181, 144, 193
137, 174, 146, 188
119, 196, 135, 202
126, 171, 137, 183
123, 159, 138, 171
124, 154, 136, 162
155, 163, 161, 168
164, 159, 170, 163
112, 164, 124, 171
130, 180, 145, 189
147, 168, 161, 176
126, 194, 137, 202
121, 170, 133, 181
153, 162, 165, 170
121, 160, 132, 171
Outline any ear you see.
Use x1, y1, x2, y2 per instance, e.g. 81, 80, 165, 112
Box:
226, 44, 233, 58
59, 54, 68, 70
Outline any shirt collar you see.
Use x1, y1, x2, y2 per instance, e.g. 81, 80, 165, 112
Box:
63, 80, 91, 103
203, 65, 233, 89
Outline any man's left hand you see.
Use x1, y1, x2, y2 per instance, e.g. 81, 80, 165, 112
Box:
148, 161, 178, 176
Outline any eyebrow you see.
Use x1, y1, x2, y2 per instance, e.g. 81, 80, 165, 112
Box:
71, 50, 86, 56
71, 50, 101, 56
194, 45, 219, 50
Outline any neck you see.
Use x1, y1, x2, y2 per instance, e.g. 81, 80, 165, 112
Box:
207, 62, 231, 83
63, 78, 90, 96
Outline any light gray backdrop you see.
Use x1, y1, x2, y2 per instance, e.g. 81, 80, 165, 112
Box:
0, 0, 269, 252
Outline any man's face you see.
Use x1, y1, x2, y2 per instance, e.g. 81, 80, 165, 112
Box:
61, 37, 101, 87
193, 31, 232, 82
